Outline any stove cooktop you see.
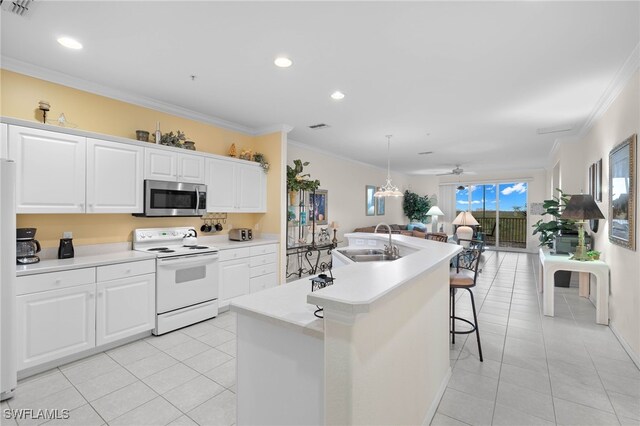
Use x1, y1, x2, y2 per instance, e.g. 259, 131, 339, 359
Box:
133, 227, 218, 258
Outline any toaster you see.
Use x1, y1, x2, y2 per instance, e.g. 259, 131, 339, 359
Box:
229, 228, 253, 241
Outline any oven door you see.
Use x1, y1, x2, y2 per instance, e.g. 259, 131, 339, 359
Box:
156, 252, 219, 314
142, 180, 207, 217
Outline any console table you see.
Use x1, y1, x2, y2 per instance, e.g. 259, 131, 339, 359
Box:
538, 248, 610, 325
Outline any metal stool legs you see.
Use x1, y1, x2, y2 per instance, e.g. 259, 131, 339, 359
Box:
450, 287, 483, 362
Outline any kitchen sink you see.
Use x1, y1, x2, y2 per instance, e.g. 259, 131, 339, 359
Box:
337, 249, 401, 262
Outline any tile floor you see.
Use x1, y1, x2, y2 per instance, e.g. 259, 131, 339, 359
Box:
434, 251, 640, 426
2, 313, 238, 426
2, 251, 638, 425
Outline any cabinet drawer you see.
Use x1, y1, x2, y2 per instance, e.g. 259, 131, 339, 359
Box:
250, 273, 277, 293
97, 260, 155, 282
219, 247, 251, 262
250, 244, 277, 256
250, 262, 277, 278
250, 252, 277, 267
17, 268, 95, 296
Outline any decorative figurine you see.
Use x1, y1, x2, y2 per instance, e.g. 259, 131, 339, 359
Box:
38, 100, 50, 123
228, 143, 237, 157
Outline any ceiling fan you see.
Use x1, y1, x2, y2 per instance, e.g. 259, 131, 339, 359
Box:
436, 165, 475, 176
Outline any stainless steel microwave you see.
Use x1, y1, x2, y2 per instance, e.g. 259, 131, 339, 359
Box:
135, 180, 207, 217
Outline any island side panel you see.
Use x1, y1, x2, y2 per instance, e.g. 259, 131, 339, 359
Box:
236, 312, 324, 425
323, 262, 451, 426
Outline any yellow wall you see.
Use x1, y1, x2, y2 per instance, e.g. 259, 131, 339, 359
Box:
1, 70, 283, 248
254, 132, 283, 234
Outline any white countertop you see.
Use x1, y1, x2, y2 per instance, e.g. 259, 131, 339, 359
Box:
16, 237, 279, 276
231, 233, 461, 335
16, 251, 157, 276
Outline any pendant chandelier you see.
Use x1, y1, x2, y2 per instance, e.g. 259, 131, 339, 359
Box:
374, 135, 403, 198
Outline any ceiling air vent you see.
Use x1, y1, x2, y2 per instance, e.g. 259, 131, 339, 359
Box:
536, 124, 573, 135
1, 0, 34, 16
308, 123, 330, 130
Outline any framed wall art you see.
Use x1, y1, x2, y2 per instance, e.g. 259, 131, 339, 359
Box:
376, 196, 385, 215
309, 189, 328, 225
366, 185, 376, 216
608, 134, 636, 250
588, 162, 600, 232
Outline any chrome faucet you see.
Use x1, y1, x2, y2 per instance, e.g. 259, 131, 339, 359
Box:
374, 222, 400, 258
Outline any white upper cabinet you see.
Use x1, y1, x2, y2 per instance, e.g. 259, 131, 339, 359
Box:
178, 153, 205, 184
144, 148, 177, 181
86, 138, 144, 213
10, 126, 86, 213
237, 164, 265, 211
145, 148, 205, 184
0, 123, 7, 159
206, 157, 266, 213
206, 157, 237, 212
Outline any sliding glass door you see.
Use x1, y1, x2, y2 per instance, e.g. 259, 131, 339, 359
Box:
455, 182, 528, 250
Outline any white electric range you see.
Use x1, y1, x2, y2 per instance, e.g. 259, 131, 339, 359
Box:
133, 227, 219, 335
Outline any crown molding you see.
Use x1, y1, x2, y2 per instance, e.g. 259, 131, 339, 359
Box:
287, 139, 401, 175
579, 42, 640, 138
255, 124, 294, 136
1, 56, 259, 135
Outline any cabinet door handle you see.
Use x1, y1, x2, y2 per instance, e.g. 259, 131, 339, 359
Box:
54, 279, 62, 285
126, 269, 132, 274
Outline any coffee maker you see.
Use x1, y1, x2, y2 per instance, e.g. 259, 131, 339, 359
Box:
16, 228, 41, 264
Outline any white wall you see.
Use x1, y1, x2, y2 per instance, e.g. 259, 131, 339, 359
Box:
555, 70, 640, 362
287, 141, 412, 242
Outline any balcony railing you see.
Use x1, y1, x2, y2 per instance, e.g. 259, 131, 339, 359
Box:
475, 216, 527, 249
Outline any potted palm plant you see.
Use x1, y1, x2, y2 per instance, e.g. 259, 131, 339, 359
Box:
532, 189, 576, 286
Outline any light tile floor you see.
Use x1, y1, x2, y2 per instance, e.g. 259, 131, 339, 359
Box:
3, 251, 638, 425
434, 251, 640, 426
2, 313, 238, 426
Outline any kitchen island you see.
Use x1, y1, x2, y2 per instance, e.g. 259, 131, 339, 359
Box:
230, 233, 461, 425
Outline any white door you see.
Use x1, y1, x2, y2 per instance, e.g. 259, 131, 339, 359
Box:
0, 123, 7, 158
145, 148, 177, 181
10, 126, 86, 213
206, 158, 237, 212
237, 164, 265, 212
178, 153, 205, 184
16, 284, 96, 370
219, 259, 251, 300
96, 274, 155, 346
87, 138, 144, 213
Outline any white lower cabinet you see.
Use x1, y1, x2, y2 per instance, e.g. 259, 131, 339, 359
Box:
16, 283, 96, 370
219, 258, 251, 301
96, 273, 155, 346
16, 259, 156, 371
218, 243, 278, 308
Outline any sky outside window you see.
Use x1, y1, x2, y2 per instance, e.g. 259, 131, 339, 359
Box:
456, 183, 527, 212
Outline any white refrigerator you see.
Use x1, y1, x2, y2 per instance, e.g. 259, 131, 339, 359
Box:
0, 159, 16, 401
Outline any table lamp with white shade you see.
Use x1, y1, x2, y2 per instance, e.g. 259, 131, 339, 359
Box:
452, 211, 479, 246
426, 206, 444, 233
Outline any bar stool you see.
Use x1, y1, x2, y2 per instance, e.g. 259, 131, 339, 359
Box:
450, 248, 483, 362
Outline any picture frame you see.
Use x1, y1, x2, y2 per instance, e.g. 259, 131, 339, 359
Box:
595, 158, 603, 202
365, 185, 376, 216
608, 134, 636, 250
308, 189, 328, 225
376, 196, 385, 215
588, 163, 599, 233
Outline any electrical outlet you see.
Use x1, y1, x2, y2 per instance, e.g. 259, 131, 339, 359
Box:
63, 231, 73, 239
255, 222, 260, 230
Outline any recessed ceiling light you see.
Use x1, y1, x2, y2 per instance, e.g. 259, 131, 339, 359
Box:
57, 36, 82, 50
330, 91, 345, 100
274, 57, 293, 68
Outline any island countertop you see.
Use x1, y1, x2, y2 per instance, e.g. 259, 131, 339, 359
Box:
230, 233, 461, 335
